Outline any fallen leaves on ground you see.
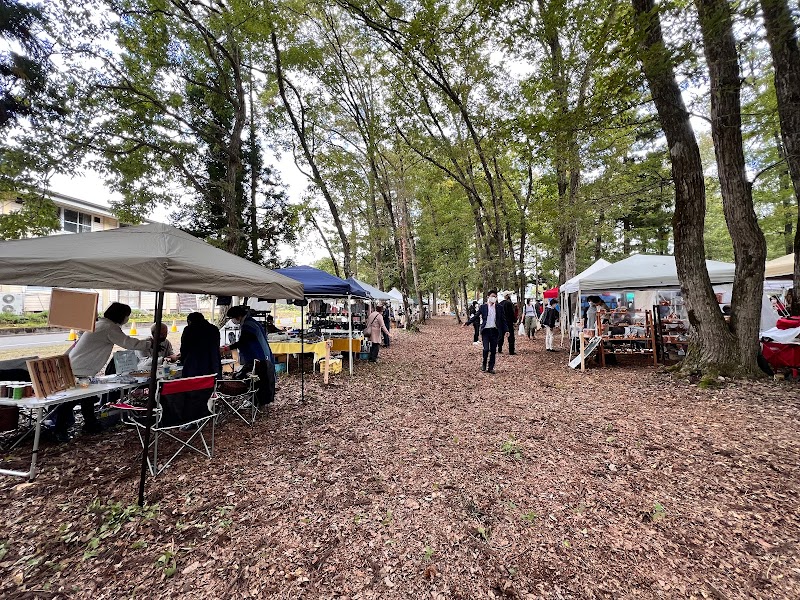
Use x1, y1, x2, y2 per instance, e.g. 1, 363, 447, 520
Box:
1, 317, 799, 599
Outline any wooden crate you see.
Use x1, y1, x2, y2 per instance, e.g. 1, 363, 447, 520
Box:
26, 356, 76, 399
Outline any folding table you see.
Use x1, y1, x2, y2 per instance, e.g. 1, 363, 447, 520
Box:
0, 382, 138, 480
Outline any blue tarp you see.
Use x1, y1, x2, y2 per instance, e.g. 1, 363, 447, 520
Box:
275, 265, 368, 298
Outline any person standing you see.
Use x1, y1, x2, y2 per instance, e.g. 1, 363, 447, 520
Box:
382, 305, 392, 347
585, 296, 600, 333
498, 293, 517, 355
468, 300, 481, 346
180, 312, 222, 378
535, 299, 544, 318
463, 289, 507, 373
540, 298, 560, 352
224, 306, 276, 406
55, 302, 152, 441
365, 305, 391, 362
523, 298, 539, 339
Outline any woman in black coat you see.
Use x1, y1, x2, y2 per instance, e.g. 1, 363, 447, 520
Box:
180, 312, 222, 378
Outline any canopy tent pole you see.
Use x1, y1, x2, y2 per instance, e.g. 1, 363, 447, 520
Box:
300, 301, 305, 402
348, 294, 353, 376
138, 290, 164, 506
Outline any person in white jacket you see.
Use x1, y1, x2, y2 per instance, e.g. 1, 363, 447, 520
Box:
53, 303, 151, 441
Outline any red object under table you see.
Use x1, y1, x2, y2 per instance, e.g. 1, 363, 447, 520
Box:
762, 341, 800, 369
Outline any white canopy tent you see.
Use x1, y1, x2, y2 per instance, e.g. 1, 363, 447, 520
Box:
352, 277, 393, 301
580, 254, 736, 291
564, 254, 735, 357
558, 259, 612, 348
561, 259, 612, 294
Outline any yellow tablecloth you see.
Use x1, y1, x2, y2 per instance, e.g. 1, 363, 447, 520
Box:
269, 340, 329, 363
330, 338, 362, 353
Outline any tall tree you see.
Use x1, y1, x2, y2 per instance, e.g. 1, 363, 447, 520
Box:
760, 0, 800, 313
695, 0, 767, 376
631, 0, 739, 375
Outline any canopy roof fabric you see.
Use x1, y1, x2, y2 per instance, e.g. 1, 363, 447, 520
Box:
561, 259, 612, 294
580, 254, 735, 291
387, 287, 417, 304
765, 253, 795, 279
350, 277, 393, 301
0, 223, 304, 299
274, 265, 367, 298
387, 287, 403, 302
543, 287, 559, 299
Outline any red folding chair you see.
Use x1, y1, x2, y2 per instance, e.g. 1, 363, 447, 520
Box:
118, 375, 218, 476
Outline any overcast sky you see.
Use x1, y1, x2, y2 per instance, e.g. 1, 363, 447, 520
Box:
49, 153, 327, 268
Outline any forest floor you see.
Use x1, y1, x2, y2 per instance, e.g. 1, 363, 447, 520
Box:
1, 317, 799, 599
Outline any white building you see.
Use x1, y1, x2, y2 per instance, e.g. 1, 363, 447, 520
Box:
0, 190, 211, 316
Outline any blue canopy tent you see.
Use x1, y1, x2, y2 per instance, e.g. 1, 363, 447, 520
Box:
274, 266, 368, 375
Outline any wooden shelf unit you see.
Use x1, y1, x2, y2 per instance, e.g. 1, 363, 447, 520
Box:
597, 309, 658, 367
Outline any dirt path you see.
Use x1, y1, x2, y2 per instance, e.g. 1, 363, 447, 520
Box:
1, 317, 799, 599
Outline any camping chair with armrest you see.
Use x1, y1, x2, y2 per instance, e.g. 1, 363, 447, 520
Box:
116, 374, 218, 476
214, 361, 260, 426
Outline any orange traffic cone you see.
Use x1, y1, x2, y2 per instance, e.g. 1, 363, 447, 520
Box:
129, 321, 138, 335
67, 329, 77, 341
170, 319, 178, 332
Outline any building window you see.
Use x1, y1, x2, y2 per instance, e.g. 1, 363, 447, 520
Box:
61, 208, 93, 233
118, 290, 140, 309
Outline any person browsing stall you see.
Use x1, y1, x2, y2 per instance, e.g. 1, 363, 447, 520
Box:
365, 305, 391, 362
180, 312, 222, 378
462, 289, 508, 374
223, 306, 276, 406
54, 303, 152, 442
540, 298, 560, 352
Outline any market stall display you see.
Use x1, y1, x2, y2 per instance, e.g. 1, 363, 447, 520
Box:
0, 223, 304, 503
274, 265, 368, 376
596, 309, 658, 367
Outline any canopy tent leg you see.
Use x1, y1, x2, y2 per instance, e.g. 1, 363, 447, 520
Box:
348, 294, 353, 376
138, 290, 164, 506
301, 302, 304, 402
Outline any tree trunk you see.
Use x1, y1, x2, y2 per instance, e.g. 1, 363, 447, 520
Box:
774, 133, 795, 255
595, 209, 604, 260
271, 31, 352, 276
225, 43, 246, 256
308, 212, 341, 278
632, 0, 739, 374
248, 70, 261, 264
696, 0, 767, 377
450, 287, 462, 323
761, 0, 800, 314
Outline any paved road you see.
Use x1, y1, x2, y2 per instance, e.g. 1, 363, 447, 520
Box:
0, 329, 182, 349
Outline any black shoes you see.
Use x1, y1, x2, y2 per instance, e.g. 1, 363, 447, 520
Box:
481, 365, 487, 372
487, 369, 496, 374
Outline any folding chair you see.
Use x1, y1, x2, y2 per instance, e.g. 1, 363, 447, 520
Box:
117, 375, 218, 476
214, 370, 259, 426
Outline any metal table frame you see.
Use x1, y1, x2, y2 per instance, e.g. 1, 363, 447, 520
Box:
0, 382, 138, 480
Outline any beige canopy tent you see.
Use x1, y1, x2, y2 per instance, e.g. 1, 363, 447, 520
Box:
765, 253, 795, 279
0, 223, 303, 504
0, 222, 303, 298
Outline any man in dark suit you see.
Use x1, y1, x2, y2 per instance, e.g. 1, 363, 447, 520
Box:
497, 293, 517, 355
462, 289, 507, 374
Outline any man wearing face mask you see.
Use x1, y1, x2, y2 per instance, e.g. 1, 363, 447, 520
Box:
462, 289, 508, 374
53, 302, 152, 442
